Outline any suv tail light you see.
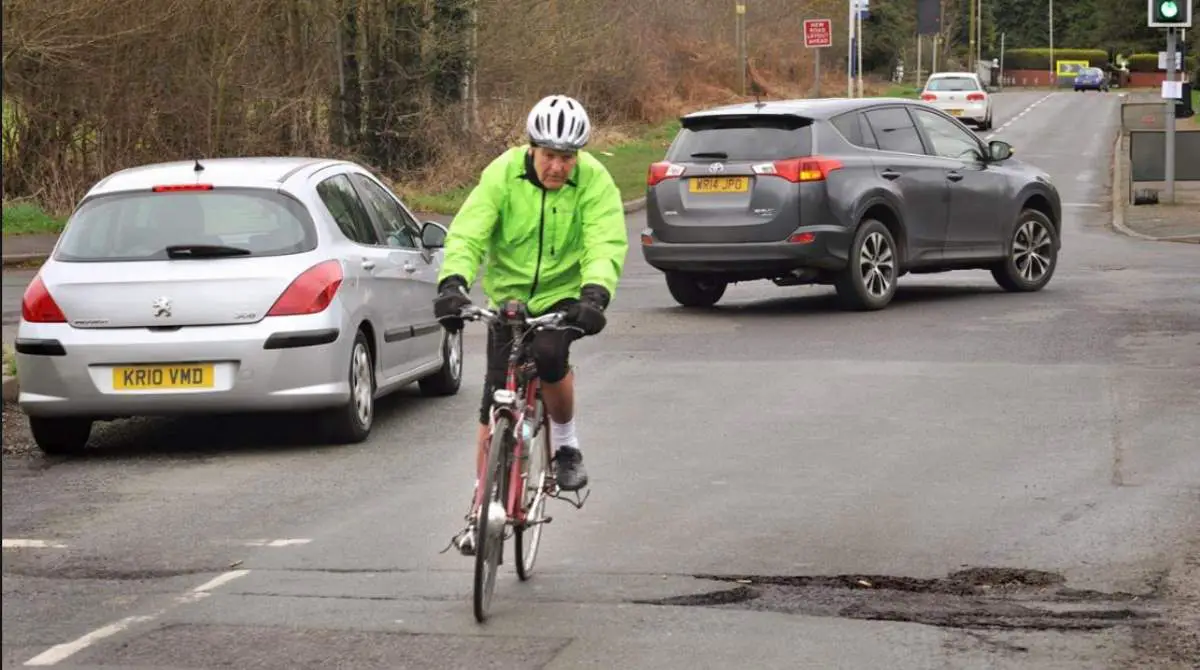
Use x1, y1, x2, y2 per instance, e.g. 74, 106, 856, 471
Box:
753, 157, 843, 183
967, 93, 986, 102
920, 93, 938, 102
647, 161, 685, 186
21, 275, 68, 323
266, 260, 344, 317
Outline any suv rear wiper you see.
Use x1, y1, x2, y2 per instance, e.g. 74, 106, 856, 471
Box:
690, 151, 729, 159
164, 244, 252, 259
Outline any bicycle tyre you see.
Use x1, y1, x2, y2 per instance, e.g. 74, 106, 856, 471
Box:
473, 415, 510, 623
515, 395, 551, 581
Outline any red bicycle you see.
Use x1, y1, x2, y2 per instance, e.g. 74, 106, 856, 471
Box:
443, 300, 589, 623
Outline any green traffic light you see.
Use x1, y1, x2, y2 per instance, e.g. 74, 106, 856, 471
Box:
1159, 0, 1179, 18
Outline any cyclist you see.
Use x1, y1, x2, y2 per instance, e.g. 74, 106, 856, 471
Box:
433, 94, 629, 555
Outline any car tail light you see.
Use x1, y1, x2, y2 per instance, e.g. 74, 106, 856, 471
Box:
753, 157, 843, 183
21, 275, 67, 323
152, 184, 214, 192
266, 260, 344, 317
647, 161, 685, 186
640, 233, 653, 246
920, 93, 938, 102
788, 232, 816, 244
967, 93, 986, 102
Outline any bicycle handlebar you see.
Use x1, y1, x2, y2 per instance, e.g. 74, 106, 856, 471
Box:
438, 303, 583, 334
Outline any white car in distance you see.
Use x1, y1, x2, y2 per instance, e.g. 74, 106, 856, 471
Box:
920, 72, 993, 130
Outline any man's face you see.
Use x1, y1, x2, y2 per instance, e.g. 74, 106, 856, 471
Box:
531, 147, 577, 190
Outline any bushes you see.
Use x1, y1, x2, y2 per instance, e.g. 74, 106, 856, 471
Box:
1004, 48, 1109, 70
1126, 53, 1199, 73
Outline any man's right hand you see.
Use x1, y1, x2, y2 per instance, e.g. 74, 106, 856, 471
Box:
433, 276, 472, 333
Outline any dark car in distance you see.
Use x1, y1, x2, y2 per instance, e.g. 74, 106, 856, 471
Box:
1073, 67, 1110, 92
640, 98, 1063, 310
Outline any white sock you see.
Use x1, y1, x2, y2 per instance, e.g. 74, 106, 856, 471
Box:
550, 418, 579, 451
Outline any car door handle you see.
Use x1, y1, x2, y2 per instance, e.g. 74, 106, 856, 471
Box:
362, 259, 376, 270
403, 262, 417, 274
881, 170, 901, 180
947, 172, 964, 182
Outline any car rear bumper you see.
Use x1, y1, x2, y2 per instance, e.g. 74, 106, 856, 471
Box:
928, 101, 989, 121
640, 224, 853, 277
14, 313, 351, 418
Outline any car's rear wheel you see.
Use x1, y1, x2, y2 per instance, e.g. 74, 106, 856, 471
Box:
665, 272, 727, 308
322, 329, 375, 444
28, 416, 92, 456
835, 219, 898, 311
991, 209, 1059, 292
418, 329, 463, 397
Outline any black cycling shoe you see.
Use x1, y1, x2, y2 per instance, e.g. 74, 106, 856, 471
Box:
553, 446, 588, 491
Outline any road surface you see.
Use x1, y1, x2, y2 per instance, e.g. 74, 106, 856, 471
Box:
3, 91, 1199, 669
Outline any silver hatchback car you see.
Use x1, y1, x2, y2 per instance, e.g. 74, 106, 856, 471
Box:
16, 157, 462, 455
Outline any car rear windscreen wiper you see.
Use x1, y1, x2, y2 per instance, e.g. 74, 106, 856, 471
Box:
690, 151, 729, 159
164, 244, 253, 259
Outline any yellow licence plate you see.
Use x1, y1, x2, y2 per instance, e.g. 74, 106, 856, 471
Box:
689, 176, 750, 193
948, 109, 964, 116
112, 364, 216, 391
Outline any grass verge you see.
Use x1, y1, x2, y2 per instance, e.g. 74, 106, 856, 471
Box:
2, 203, 67, 235
403, 120, 680, 215
2, 345, 15, 378
882, 84, 922, 99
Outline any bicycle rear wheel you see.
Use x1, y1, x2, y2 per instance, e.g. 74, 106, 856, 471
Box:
515, 396, 551, 581
474, 415, 510, 623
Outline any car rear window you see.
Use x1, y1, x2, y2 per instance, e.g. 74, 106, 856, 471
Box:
667, 115, 813, 161
925, 77, 980, 91
54, 188, 319, 262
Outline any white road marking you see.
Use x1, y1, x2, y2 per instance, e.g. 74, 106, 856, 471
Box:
241, 538, 312, 547
22, 569, 251, 666
3, 539, 67, 549
24, 616, 158, 666
985, 92, 1056, 141
191, 569, 251, 593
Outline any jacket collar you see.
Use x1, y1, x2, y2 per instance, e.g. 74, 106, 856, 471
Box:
517, 147, 578, 190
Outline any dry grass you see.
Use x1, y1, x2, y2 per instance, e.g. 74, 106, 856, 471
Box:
3, 0, 871, 214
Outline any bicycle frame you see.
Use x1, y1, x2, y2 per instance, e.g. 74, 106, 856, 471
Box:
462, 301, 581, 524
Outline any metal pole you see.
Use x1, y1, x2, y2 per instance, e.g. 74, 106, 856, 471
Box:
1048, 0, 1054, 88
1000, 32, 1006, 90
933, 34, 938, 74
737, 2, 746, 96
848, 0, 855, 97
969, 0, 976, 73
856, 7, 864, 98
977, 0, 984, 71
916, 33, 922, 88
815, 48, 822, 97
1166, 27, 1177, 204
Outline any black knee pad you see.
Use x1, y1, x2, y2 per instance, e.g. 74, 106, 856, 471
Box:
532, 330, 573, 384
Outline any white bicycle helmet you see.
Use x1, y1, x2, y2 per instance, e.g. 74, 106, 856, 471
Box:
526, 94, 591, 152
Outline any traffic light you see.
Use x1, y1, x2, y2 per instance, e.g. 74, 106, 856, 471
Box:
1148, 0, 1193, 28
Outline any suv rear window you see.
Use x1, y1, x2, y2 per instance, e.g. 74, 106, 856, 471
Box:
925, 77, 980, 91
667, 115, 813, 161
55, 188, 318, 262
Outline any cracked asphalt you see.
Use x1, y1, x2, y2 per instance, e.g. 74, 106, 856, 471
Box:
3, 91, 1199, 669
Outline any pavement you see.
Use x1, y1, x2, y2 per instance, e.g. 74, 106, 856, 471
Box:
3, 91, 1200, 669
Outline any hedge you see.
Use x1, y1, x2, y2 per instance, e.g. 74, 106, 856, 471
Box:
1004, 48, 1109, 70
1126, 53, 1199, 73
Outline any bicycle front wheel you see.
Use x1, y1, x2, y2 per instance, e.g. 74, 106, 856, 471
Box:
515, 396, 551, 581
474, 415, 510, 623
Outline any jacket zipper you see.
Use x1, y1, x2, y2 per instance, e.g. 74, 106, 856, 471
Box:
529, 190, 547, 300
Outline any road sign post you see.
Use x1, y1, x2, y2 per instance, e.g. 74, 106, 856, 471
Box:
804, 19, 832, 97
1148, 0, 1193, 203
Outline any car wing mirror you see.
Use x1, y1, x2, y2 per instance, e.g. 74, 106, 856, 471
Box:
421, 221, 448, 249
987, 140, 1013, 162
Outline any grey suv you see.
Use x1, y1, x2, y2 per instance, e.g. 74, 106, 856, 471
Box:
640, 98, 1063, 309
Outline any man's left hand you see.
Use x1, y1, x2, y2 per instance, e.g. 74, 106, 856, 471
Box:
566, 284, 610, 336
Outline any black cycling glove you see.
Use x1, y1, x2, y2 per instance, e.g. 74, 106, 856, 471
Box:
566, 284, 610, 336
433, 275, 472, 333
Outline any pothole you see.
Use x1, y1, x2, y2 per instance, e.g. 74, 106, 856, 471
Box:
632, 567, 1162, 632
